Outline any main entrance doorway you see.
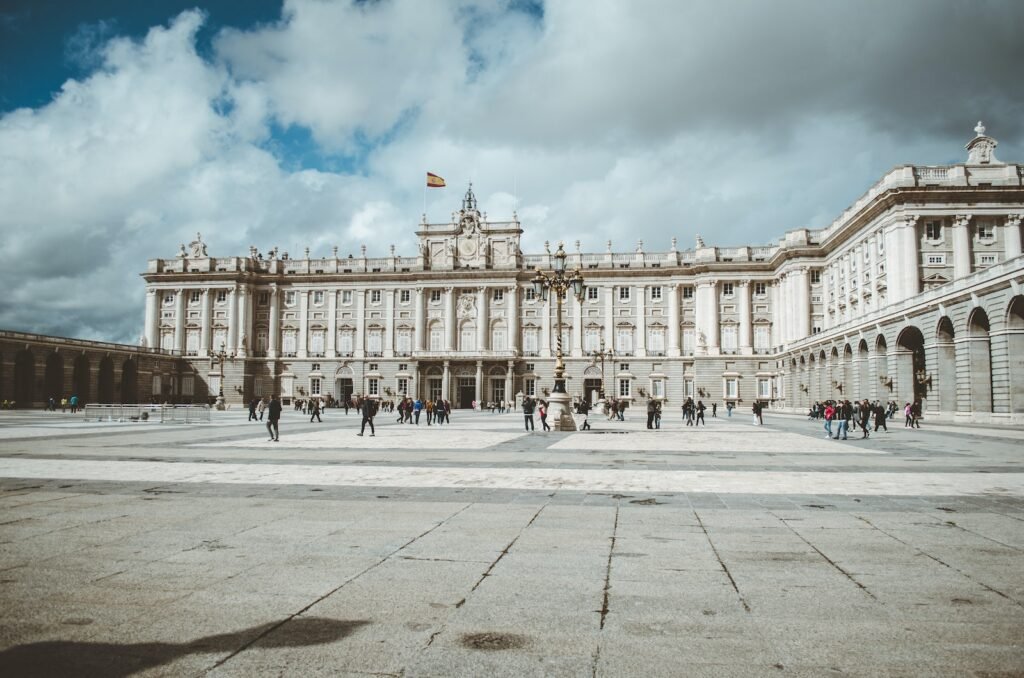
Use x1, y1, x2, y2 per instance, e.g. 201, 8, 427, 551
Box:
457, 377, 475, 408
584, 378, 603, 403
336, 378, 354, 403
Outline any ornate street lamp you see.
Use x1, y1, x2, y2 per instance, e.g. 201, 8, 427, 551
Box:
531, 242, 585, 430
211, 342, 233, 410
587, 336, 615, 401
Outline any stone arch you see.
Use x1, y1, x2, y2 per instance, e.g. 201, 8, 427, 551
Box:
965, 307, 993, 412
874, 334, 890, 399
45, 351, 63, 403
1006, 297, 1024, 413
856, 339, 871, 400
73, 354, 90, 403
97, 356, 115, 403
895, 325, 926, 407
807, 352, 818, 402
817, 349, 827, 402
120, 358, 138, 404
14, 348, 34, 407
842, 343, 853, 398
934, 316, 956, 412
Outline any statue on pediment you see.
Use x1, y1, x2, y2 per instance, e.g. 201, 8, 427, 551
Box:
188, 232, 208, 258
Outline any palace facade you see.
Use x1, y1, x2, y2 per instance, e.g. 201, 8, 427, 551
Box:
141, 124, 1024, 423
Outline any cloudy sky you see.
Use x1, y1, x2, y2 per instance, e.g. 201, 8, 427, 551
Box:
1, 0, 1022, 343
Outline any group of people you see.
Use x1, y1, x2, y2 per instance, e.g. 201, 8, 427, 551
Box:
6, 395, 82, 412
817, 399, 898, 440
392, 396, 453, 425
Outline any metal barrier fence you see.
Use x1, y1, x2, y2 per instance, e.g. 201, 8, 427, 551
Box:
82, 404, 211, 424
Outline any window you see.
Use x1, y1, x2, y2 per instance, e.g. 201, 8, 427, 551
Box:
754, 325, 770, 352
398, 364, 408, 371
368, 378, 379, 396
523, 328, 539, 354
282, 331, 297, 356
650, 286, 662, 301
400, 289, 411, 303
810, 270, 822, 284
310, 378, 321, 395
926, 254, 946, 266
309, 331, 325, 356
977, 224, 994, 239
925, 221, 942, 240
181, 375, 194, 396
338, 331, 354, 355
754, 282, 767, 296
648, 328, 665, 353
525, 363, 535, 372
725, 378, 738, 399
460, 325, 475, 351
396, 330, 411, 354
721, 326, 737, 353
651, 379, 665, 398
525, 288, 536, 301
163, 292, 174, 306
397, 378, 409, 396
258, 292, 269, 306
979, 254, 997, 265
492, 326, 507, 350
367, 329, 383, 355
342, 290, 353, 304
430, 289, 442, 303
722, 283, 734, 297
811, 326, 822, 335
256, 330, 268, 354
811, 295, 822, 303
618, 378, 631, 398
429, 326, 443, 351
587, 287, 599, 301
185, 331, 199, 356
311, 363, 320, 372
616, 327, 633, 354
525, 378, 536, 397
682, 286, 694, 299
618, 363, 629, 372
284, 291, 296, 306
215, 290, 226, 303
313, 290, 324, 305
368, 363, 379, 371
492, 289, 504, 302
370, 290, 382, 304
190, 290, 200, 303
682, 328, 695, 355
584, 328, 600, 352
618, 287, 631, 301
757, 379, 771, 399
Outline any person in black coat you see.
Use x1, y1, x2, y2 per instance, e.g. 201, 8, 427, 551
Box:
266, 395, 282, 441
357, 396, 377, 436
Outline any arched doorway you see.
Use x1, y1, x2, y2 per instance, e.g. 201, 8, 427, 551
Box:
583, 365, 603, 403
807, 353, 817, 402
120, 358, 138, 403
935, 317, 956, 412
817, 350, 827, 401
828, 347, 839, 399
335, 366, 354, 405
487, 366, 507, 404
895, 326, 926, 408
966, 308, 993, 413
97, 357, 115, 403
875, 335, 889, 400
797, 356, 807, 407
14, 349, 35, 407
45, 352, 63, 403
1007, 297, 1024, 413
842, 344, 853, 399
73, 354, 91, 404
857, 339, 870, 400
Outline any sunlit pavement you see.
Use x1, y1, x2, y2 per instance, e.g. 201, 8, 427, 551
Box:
1, 408, 1022, 676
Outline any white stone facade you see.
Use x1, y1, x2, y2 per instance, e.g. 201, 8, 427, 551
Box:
142, 125, 1024, 422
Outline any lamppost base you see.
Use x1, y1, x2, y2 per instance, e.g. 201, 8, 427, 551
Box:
547, 390, 577, 431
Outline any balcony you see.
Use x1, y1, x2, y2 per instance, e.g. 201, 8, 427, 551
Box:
365, 351, 383, 358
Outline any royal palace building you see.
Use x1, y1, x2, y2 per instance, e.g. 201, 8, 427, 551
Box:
140, 124, 1024, 423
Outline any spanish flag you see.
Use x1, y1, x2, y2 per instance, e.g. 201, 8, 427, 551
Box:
426, 172, 446, 188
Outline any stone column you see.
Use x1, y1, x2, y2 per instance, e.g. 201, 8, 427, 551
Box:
884, 224, 903, 303
173, 288, 185, 354
199, 288, 211, 357
794, 269, 810, 339
507, 285, 519, 352
505, 360, 514, 403
268, 285, 280, 359
355, 290, 365, 357
1004, 214, 1022, 259
738, 280, 752, 353
475, 360, 483, 404
236, 285, 249, 358
636, 284, 647, 357
541, 294, 552, 357
900, 215, 920, 298
771, 279, 783, 347
821, 266, 832, 331
667, 283, 680, 357
414, 287, 426, 351
571, 291, 583, 357
707, 280, 719, 352
144, 289, 159, 349
385, 289, 395, 357
442, 360, 450, 402
695, 280, 718, 354
951, 214, 972, 281
603, 286, 614, 348
297, 290, 309, 359
226, 286, 237, 353
327, 289, 338, 357
444, 287, 455, 352
476, 286, 487, 352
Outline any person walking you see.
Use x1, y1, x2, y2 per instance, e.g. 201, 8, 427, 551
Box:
903, 402, 913, 428
695, 400, 706, 426
69, 394, 78, 414
711, 402, 717, 418
873, 401, 888, 432
654, 400, 662, 429
248, 398, 259, 421
357, 396, 377, 436
824, 402, 835, 438
413, 398, 423, 425
646, 398, 656, 429
539, 401, 551, 431
755, 401, 765, 426
266, 394, 282, 441
425, 398, 433, 425
726, 401, 733, 418
309, 398, 322, 423
578, 398, 591, 430
858, 399, 871, 439
257, 397, 267, 421
836, 400, 850, 440
522, 396, 535, 431
911, 400, 922, 428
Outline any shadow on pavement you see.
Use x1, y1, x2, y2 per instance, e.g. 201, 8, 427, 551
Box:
0, 616, 369, 677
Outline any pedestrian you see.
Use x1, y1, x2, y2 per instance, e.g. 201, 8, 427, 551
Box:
539, 401, 551, 431
69, 394, 79, 414
258, 397, 267, 420
425, 398, 434, 425
911, 400, 922, 428
310, 398, 322, 423
695, 400, 706, 426
413, 398, 422, 424
903, 402, 913, 428
858, 399, 871, 439
836, 401, 849, 440
343, 398, 350, 416
248, 397, 258, 421
60, 397, 67, 413
646, 398, 656, 429
577, 398, 591, 430
357, 396, 377, 436
654, 400, 662, 429
711, 402, 717, 418
824, 402, 835, 438
752, 401, 761, 426
522, 396, 535, 431
266, 394, 281, 441
873, 401, 888, 432
756, 401, 765, 426
726, 401, 733, 418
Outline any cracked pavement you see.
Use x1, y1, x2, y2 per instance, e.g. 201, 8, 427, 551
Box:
0, 408, 1022, 676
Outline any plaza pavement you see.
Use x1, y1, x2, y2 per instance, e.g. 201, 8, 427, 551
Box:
0, 406, 1022, 677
